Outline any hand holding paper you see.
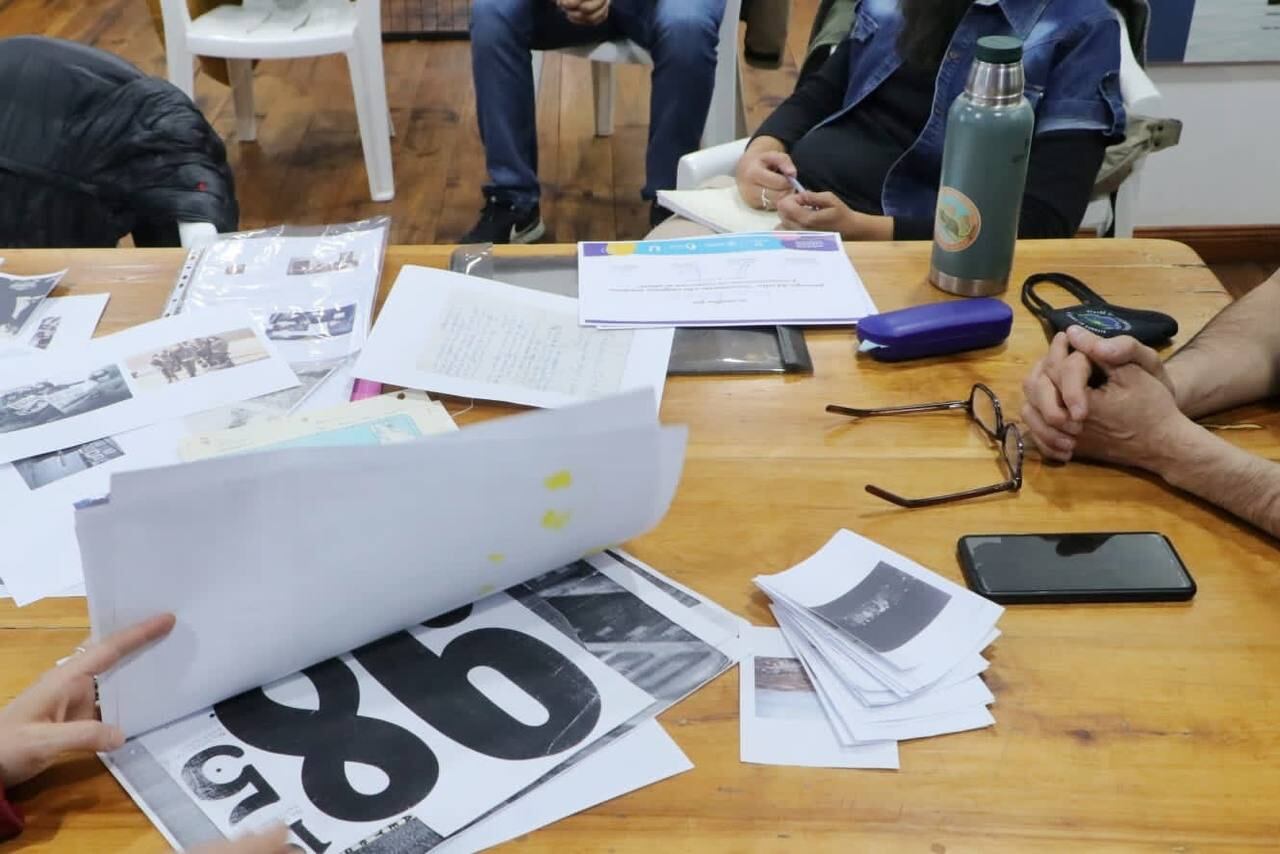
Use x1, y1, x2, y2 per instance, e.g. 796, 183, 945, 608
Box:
79, 390, 685, 737
0, 613, 174, 787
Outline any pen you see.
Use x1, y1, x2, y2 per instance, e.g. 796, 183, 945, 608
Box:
786, 175, 806, 195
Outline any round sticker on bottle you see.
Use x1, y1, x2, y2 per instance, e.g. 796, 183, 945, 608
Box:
934, 187, 982, 252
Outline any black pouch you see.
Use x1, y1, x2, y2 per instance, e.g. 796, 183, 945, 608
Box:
1021, 272, 1178, 346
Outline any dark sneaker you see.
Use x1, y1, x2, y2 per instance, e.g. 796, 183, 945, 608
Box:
650, 200, 673, 228
461, 197, 545, 244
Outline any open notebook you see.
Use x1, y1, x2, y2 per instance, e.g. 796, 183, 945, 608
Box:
657, 185, 782, 234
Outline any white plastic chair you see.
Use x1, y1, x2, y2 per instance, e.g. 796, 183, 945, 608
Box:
178, 221, 219, 248
159, 0, 395, 202
676, 8, 1159, 238
1081, 10, 1161, 238
533, 0, 744, 147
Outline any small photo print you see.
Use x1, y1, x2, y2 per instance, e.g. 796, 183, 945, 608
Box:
754, 656, 824, 721
0, 365, 133, 434
813, 561, 952, 654
13, 437, 125, 490
29, 316, 60, 350
0, 273, 60, 336
287, 252, 358, 276
265, 304, 357, 341
125, 329, 268, 390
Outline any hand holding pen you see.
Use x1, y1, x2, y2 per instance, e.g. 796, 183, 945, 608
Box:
735, 140, 803, 211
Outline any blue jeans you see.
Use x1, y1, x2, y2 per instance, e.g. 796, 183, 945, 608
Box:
471, 0, 726, 208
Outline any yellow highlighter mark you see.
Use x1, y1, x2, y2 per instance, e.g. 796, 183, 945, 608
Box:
487, 553, 506, 564
542, 509, 572, 531
544, 470, 573, 491
478, 584, 496, 596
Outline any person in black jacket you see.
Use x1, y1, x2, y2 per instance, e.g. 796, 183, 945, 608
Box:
0, 36, 237, 248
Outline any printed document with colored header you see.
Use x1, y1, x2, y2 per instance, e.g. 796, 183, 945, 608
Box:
577, 232, 877, 328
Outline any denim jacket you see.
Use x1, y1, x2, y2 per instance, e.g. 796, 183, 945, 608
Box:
820, 0, 1126, 225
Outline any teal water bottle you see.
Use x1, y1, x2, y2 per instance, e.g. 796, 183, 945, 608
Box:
929, 36, 1035, 297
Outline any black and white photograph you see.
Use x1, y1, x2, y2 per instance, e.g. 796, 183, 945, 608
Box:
29, 316, 60, 349
125, 329, 269, 390
813, 561, 952, 654
0, 365, 132, 434
288, 251, 358, 276
265, 304, 357, 340
515, 560, 732, 704
0, 272, 60, 336
183, 364, 340, 434
753, 656, 825, 721
12, 437, 125, 490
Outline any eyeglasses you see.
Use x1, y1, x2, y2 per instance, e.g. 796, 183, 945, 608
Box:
825, 383, 1024, 508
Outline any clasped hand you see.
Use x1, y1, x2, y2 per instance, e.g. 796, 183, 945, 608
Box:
1021, 326, 1194, 475
557, 0, 610, 26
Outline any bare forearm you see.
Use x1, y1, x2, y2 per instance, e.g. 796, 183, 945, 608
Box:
1159, 421, 1280, 539
1167, 273, 1280, 418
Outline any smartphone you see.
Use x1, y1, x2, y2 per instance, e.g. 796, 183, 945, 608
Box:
956, 532, 1196, 604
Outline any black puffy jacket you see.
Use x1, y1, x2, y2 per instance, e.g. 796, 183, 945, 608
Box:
0, 36, 238, 248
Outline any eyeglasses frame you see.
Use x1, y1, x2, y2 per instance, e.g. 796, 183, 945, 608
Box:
825, 383, 1025, 508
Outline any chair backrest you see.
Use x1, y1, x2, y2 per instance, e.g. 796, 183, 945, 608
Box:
1113, 7, 1160, 114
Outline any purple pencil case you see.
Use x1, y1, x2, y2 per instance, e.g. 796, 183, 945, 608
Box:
857, 299, 1013, 362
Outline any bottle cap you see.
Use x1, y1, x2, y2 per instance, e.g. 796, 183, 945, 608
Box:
975, 35, 1023, 64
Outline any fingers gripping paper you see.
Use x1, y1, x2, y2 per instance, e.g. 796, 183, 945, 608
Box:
79, 390, 685, 737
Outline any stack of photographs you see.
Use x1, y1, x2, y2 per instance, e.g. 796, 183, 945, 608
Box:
743, 530, 1003, 769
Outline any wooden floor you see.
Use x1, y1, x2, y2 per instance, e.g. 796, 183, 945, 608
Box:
0, 0, 820, 244
0, 0, 1274, 295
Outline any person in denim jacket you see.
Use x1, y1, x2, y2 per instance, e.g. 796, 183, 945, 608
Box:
738, 0, 1127, 241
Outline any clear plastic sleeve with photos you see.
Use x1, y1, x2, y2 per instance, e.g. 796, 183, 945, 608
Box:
165, 218, 390, 367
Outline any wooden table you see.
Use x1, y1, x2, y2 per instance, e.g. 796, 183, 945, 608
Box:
3, 240, 1278, 852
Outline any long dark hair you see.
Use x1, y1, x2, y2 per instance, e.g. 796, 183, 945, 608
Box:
897, 0, 974, 69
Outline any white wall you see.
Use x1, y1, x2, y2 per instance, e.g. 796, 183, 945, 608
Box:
1136, 63, 1280, 228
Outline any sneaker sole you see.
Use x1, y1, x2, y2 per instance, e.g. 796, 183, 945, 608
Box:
511, 219, 546, 245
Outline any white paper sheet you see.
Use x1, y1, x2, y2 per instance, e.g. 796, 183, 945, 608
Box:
740, 627, 899, 770
436, 719, 691, 853
81, 390, 687, 737
0, 307, 297, 463
656, 186, 782, 235
0, 420, 185, 605
0, 293, 109, 353
352, 266, 674, 409
0, 581, 82, 600
577, 233, 876, 328
755, 530, 1003, 688
136, 592, 654, 847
